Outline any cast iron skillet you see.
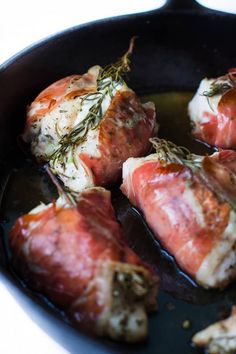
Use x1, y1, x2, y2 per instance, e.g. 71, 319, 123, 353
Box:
1, 1, 236, 353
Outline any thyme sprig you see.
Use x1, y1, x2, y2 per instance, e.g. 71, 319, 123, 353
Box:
44, 164, 76, 206
201, 69, 236, 101
150, 138, 201, 170
50, 37, 136, 167
97, 36, 135, 87
202, 81, 232, 98
201, 74, 234, 112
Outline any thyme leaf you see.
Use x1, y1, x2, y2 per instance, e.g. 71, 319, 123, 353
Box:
202, 81, 232, 98
50, 37, 136, 168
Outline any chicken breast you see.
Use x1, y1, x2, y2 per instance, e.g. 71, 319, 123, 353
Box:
9, 187, 158, 342
121, 139, 236, 288
193, 306, 236, 354
188, 68, 236, 149
23, 61, 156, 194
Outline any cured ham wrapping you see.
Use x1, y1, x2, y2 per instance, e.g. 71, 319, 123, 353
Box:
22, 46, 156, 194
121, 138, 236, 289
193, 306, 236, 354
188, 68, 236, 149
9, 187, 158, 342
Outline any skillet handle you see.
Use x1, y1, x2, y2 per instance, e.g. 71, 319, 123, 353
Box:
162, 0, 216, 12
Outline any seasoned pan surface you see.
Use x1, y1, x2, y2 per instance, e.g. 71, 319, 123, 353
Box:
1, 1, 236, 353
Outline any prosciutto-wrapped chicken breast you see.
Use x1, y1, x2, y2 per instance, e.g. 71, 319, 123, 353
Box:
193, 306, 236, 354
22, 43, 156, 194
9, 187, 158, 342
188, 68, 236, 149
121, 138, 236, 289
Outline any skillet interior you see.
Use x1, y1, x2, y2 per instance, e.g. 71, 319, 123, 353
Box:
1, 1, 236, 353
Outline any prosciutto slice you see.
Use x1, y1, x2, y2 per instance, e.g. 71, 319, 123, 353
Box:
121, 139, 236, 288
9, 187, 158, 342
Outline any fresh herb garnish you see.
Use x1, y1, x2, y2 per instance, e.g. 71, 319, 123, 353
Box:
202, 81, 232, 98
50, 37, 136, 168
201, 72, 235, 112
150, 138, 201, 170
